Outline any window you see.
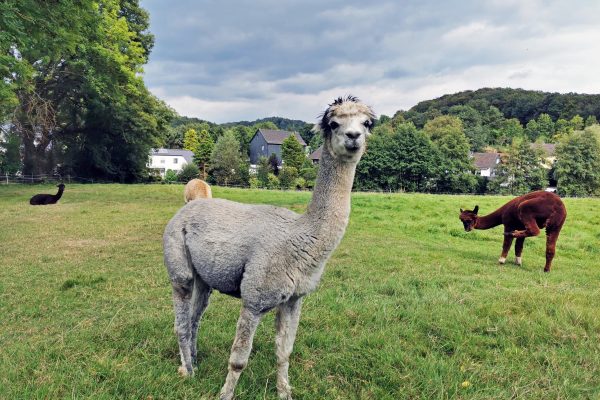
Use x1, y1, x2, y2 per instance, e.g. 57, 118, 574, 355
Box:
160, 158, 165, 164
262, 145, 265, 151
173, 158, 178, 164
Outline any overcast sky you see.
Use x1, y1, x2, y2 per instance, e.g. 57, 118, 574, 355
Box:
141, 0, 600, 124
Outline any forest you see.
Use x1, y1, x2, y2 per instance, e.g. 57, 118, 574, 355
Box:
1, 1, 600, 195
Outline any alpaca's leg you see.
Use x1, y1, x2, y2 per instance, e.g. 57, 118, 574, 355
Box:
172, 282, 194, 376
190, 274, 212, 365
499, 234, 514, 264
220, 307, 263, 400
514, 237, 525, 266
275, 297, 303, 400
544, 232, 560, 272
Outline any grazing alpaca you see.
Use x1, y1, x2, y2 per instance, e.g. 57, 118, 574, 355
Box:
184, 179, 212, 203
163, 96, 375, 399
29, 183, 65, 205
459, 191, 567, 272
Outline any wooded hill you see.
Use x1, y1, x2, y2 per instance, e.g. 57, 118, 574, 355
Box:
404, 88, 600, 126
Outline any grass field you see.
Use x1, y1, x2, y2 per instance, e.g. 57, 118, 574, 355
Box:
1, 184, 599, 399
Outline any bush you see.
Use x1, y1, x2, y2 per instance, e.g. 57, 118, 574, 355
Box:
177, 163, 200, 182
164, 169, 178, 184
249, 176, 259, 189
294, 177, 306, 190
279, 166, 298, 189
267, 173, 280, 189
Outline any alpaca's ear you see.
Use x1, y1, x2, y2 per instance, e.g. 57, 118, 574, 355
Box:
315, 109, 332, 139
460, 208, 464, 213
473, 205, 479, 214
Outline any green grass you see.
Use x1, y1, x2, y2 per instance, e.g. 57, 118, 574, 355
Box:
1, 184, 599, 399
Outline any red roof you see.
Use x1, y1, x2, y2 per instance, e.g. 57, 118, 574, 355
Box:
309, 146, 322, 160
472, 152, 500, 169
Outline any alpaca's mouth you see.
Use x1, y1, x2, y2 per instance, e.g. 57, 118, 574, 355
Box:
344, 141, 361, 152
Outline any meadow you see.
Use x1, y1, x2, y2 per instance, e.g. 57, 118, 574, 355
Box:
0, 184, 599, 399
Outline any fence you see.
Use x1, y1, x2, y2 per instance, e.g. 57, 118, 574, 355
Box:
1, 173, 597, 198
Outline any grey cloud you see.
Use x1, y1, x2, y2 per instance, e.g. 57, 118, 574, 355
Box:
140, 0, 600, 122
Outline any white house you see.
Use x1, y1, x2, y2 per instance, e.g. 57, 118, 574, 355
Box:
148, 148, 194, 177
472, 152, 501, 178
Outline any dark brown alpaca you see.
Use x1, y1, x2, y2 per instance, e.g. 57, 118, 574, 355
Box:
29, 183, 65, 205
459, 191, 567, 272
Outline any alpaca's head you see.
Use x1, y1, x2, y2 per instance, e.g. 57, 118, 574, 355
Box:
315, 96, 375, 163
459, 205, 479, 231
57, 183, 65, 189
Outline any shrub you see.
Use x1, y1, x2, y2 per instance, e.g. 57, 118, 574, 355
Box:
177, 163, 200, 182
279, 166, 298, 189
164, 169, 178, 184
267, 173, 280, 189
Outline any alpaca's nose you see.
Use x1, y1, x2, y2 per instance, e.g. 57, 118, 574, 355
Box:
345, 132, 361, 139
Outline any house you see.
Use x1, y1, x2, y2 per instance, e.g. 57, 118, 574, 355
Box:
531, 143, 557, 169
148, 148, 194, 177
309, 146, 322, 164
472, 152, 501, 178
249, 129, 306, 165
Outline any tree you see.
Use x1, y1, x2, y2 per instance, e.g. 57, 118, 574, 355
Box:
355, 122, 439, 192
196, 129, 214, 179
423, 115, 463, 142
497, 118, 524, 146
256, 156, 270, 187
1, 0, 173, 181
489, 139, 547, 195
585, 115, 598, 127
569, 115, 584, 131
183, 128, 199, 153
268, 153, 279, 176
554, 127, 600, 196
281, 134, 305, 170
536, 113, 554, 140
525, 119, 540, 142
434, 129, 477, 193
210, 131, 242, 185
0, 129, 21, 174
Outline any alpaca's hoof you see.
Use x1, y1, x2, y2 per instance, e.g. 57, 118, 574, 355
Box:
498, 257, 506, 265
277, 383, 293, 400
219, 392, 233, 400
178, 366, 193, 377
515, 257, 522, 266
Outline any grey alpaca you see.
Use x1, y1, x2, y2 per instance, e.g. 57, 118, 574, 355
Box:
163, 96, 375, 400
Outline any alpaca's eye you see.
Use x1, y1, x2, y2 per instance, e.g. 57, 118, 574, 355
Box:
329, 121, 339, 130
363, 120, 372, 128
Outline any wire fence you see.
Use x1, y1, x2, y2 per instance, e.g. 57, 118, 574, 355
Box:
0, 173, 597, 198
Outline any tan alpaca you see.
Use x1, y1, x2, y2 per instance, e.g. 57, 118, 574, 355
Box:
184, 179, 212, 203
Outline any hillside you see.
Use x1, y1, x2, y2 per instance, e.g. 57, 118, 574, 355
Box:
407, 88, 600, 125
221, 116, 311, 132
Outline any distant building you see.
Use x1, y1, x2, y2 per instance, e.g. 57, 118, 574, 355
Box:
472, 152, 501, 178
148, 148, 194, 177
531, 143, 557, 169
249, 129, 306, 165
309, 146, 322, 164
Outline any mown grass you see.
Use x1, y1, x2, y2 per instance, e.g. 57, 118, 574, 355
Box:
0, 184, 599, 399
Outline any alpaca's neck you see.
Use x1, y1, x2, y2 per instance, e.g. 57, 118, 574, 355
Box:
475, 208, 503, 230
54, 187, 64, 200
304, 146, 357, 235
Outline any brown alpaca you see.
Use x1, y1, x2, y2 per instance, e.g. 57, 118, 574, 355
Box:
459, 191, 567, 272
183, 179, 212, 203
29, 183, 65, 205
